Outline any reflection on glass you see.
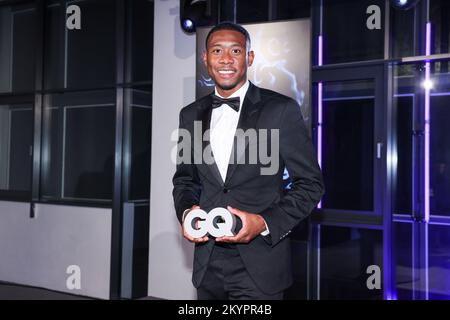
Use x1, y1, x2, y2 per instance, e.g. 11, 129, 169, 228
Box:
430, 95, 450, 215
64, 106, 115, 200
430, 0, 450, 56
128, 89, 152, 201
429, 224, 450, 299
321, 0, 384, 64
42, 90, 115, 202
394, 95, 413, 214
393, 62, 450, 216
0, 4, 37, 93
66, 0, 115, 89
284, 222, 309, 300
0, 104, 33, 192
391, 6, 415, 58
394, 222, 414, 300
12, 7, 37, 92
321, 80, 374, 211
44, 2, 64, 90
320, 225, 383, 300
285, 239, 308, 300
429, 61, 450, 216
127, 0, 154, 83
392, 61, 450, 300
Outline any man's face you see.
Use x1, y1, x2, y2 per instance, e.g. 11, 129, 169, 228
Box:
203, 29, 254, 97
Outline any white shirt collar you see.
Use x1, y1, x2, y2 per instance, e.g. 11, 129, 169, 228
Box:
214, 80, 250, 106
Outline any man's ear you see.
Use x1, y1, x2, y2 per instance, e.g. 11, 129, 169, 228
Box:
202, 50, 207, 67
247, 50, 255, 67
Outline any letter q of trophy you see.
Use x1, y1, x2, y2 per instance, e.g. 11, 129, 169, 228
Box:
183, 207, 237, 238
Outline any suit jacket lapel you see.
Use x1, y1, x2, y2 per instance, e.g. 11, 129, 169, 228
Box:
199, 94, 224, 186
224, 82, 262, 184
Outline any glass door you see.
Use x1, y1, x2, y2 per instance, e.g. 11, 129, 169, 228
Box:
310, 64, 390, 300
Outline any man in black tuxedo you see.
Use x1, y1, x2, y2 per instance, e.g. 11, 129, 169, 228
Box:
173, 22, 324, 300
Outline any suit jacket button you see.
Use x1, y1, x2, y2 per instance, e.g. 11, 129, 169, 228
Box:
223, 188, 230, 193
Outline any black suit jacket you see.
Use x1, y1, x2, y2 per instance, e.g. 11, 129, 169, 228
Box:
172, 82, 324, 294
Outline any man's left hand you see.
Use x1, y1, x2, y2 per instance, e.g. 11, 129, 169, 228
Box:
215, 206, 267, 244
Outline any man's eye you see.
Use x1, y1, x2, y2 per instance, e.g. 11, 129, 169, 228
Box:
212, 49, 221, 54
232, 49, 241, 54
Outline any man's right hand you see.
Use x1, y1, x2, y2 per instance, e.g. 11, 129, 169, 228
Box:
181, 205, 209, 243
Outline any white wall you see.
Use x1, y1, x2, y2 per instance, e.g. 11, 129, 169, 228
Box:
0, 201, 112, 299
148, 0, 197, 300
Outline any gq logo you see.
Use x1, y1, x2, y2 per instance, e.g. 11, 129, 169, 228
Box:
183, 207, 237, 238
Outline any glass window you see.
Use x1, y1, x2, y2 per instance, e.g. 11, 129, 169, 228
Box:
12, 6, 37, 92
429, 61, 450, 216
320, 80, 374, 211
0, 3, 37, 93
233, 0, 311, 23
394, 95, 413, 214
275, 0, 310, 20
430, 0, 450, 55
321, 0, 384, 64
126, 0, 154, 83
43, 0, 116, 90
285, 238, 308, 299
393, 64, 415, 215
393, 61, 450, 217
236, 0, 269, 24
430, 94, 450, 215
66, 0, 115, 89
284, 222, 309, 300
429, 224, 450, 299
127, 88, 152, 201
320, 225, 383, 300
44, 1, 64, 90
41, 90, 115, 203
390, 6, 415, 58
394, 222, 413, 300
0, 103, 33, 193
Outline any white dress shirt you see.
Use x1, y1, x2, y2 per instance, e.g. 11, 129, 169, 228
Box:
210, 81, 249, 182
211, 81, 269, 237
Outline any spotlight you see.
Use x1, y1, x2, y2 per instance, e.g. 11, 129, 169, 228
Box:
182, 18, 195, 33
390, 0, 420, 10
180, 0, 217, 34
422, 79, 434, 90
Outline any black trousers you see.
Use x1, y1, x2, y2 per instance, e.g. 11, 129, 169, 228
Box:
197, 244, 284, 300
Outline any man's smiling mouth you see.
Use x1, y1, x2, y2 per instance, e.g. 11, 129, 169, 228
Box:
218, 70, 236, 74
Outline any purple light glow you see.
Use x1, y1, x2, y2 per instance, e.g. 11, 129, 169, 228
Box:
386, 292, 398, 300
318, 82, 323, 169
318, 35, 323, 66
317, 35, 323, 209
424, 22, 431, 223
423, 22, 431, 299
425, 223, 429, 298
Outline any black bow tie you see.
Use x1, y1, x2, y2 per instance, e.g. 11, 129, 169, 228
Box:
211, 94, 240, 112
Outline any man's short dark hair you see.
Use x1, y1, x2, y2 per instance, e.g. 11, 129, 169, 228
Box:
205, 22, 251, 51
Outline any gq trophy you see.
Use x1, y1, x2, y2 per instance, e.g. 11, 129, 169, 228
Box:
183, 207, 238, 238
